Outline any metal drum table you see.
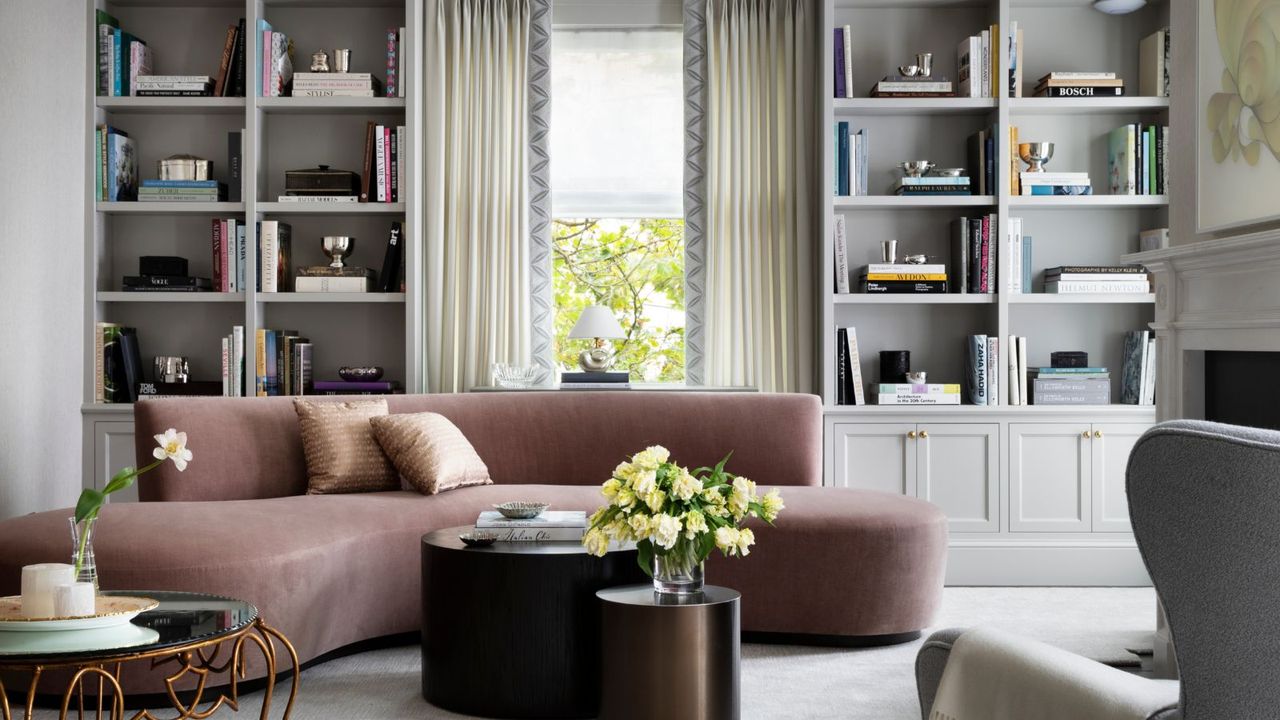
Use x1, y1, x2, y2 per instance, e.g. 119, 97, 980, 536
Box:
597, 585, 741, 720
419, 527, 645, 719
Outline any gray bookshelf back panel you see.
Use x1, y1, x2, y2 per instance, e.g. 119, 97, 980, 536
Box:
837, 208, 992, 271
262, 113, 403, 200
262, 6, 405, 83
99, 303, 246, 384
260, 303, 406, 385
103, 115, 243, 189
105, 215, 242, 290
269, 215, 402, 275
834, 304, 998, 391
1008, 303, 1153, 399
109, 6, 245, 82
1007, 208, 1156, 292
834, 5, 997, 96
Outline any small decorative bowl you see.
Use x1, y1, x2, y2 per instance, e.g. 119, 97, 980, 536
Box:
459, 532, 498, 548
493, 502, 549, 519
899, 160, 934, 178
906, 371, 928, 384
491, 363, 549, 389
898, 64, 922, 77
931, 167, 966, 177
339, 366, 384, 382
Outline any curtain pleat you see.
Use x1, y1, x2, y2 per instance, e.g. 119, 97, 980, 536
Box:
424, 0, 533, 392
703, 0, 815, 393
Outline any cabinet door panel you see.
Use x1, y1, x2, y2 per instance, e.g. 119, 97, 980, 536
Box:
918, 423, 999, 532
830, 423, 916, 495
1092, 423, 1148, 532
1009, 423, 1091, 532
94, 421, 139, 504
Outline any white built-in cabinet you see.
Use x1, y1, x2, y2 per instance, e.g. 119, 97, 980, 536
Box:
1008, 422, 1144, 533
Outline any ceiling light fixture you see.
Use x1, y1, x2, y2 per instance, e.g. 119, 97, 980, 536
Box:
1092, 0, 1147, 15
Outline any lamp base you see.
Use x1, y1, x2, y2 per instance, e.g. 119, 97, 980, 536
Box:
577, 347, 613, 372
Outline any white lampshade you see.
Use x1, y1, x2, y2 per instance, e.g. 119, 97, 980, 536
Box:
568, 306, 625, 339
1092, 0, 1145, 14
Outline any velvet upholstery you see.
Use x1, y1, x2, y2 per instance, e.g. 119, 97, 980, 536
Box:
0, 392, 947, 698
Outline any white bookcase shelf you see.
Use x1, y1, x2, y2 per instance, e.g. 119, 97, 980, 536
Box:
834, 195, 996, 209
1008, 195, 1168, 209
834, 293, 997, 305
97, 292, 247, 303
96, 202, 247, 214
1009, 96, 1170, 115
96, 97, 247, 115
834, 98, 997, 116
1007, 293, 1155, 304
256, 201, 406, 215
257, 97, 406, 114
258, 293, 406, 303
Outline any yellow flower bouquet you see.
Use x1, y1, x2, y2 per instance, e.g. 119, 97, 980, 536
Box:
583, 445, 783, 594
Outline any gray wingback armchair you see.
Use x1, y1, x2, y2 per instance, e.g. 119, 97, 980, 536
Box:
916, 420, 1280, 720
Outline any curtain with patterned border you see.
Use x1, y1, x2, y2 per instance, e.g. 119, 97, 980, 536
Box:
423, 0, 552, 393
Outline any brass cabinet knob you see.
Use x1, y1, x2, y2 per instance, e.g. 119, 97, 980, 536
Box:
907, 431, 917, 439
1082, 430, 1091, 439
1094, 430, 1103, 438
920, 430, 929, 438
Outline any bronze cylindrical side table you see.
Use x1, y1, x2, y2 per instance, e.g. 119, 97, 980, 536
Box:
598, 585, 741, 720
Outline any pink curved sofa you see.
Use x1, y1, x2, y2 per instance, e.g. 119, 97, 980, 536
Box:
0, 392, 946, 692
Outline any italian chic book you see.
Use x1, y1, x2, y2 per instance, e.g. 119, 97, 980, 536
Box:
475, 511, 588, 542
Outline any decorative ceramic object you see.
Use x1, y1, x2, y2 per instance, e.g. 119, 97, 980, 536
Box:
0, 595, 158, 631
338, 366, 384, 382
493, 502, 550, 520
458, 532, 498, 548
491, 363, 549, 389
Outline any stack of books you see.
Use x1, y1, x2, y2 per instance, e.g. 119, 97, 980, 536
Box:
135, 75, 213, 97
949, 214, 1000, 294
123, 275, 212, 293
1120, 330, 1157, 406
475, 510, 588, 542
1108, 124, 1168, 195
211, 218, 247, 292
1019, 172, 1092, 196
870, 75, 953, 98
833, 123, 867, 196
896, 176, 970, 196
1034, 72, 1124, 98
1044, 265, 1149, 294
873, 383, 961, 406
966, 335, 1000, 406
1031, 367, 1111, 405
296, 268, 375, 293
956, 25, 1000, 98
139, 179, 228, 202
312, 380, 402, 396
95, 11, 150, 97
560, 372, 630, 390
861, 263, 947, 294
292, 72, 384, 98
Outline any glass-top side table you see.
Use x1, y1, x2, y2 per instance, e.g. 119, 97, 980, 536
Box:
0, 590, 298, 720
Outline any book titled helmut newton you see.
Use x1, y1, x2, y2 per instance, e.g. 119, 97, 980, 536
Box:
475, 510, 587, 542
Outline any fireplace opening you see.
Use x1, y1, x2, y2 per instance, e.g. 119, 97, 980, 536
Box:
1205, 351, 1280, 431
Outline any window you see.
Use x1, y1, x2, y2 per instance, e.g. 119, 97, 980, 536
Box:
551, 28, 686, 382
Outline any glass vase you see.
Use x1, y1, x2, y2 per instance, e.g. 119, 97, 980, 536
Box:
653, 546, 704, 595
69, 517, 98, 591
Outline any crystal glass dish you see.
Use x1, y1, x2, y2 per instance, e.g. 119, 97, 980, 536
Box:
491, 364, 548, 389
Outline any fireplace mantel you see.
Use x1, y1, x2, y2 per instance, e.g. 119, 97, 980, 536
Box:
1126, 229, 1280, 423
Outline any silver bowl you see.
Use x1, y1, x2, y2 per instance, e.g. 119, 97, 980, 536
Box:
338, 366, 384, 381
493, 502, 549, 519
930, 167, 966, 177
459, 531, 498, 548
906, 371, 928, 384
1018, 142, 1055, 172
898, 64, 922, 77
900, 161, 934, 178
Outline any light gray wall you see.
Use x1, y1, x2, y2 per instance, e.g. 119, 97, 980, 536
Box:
0, 0, 87, 519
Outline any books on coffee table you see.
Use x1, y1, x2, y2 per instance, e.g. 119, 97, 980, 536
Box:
475, 510, 587, 542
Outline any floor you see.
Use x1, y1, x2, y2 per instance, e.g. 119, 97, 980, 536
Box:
26, 586, 1158, 720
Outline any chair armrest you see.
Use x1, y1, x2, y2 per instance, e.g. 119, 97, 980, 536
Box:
915, 627, 966, 720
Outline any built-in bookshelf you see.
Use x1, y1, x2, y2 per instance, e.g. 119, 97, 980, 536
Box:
82, 0, 423, 464
819, 0, 1168, 584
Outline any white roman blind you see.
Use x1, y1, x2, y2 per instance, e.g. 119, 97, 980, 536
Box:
550, 28, 684, 217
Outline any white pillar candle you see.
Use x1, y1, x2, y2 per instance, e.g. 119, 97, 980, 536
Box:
20, 563, 75, 618
53, 582, 96, 617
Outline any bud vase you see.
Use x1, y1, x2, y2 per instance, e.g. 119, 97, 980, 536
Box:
653, 548, 704, 595
68, 517, 98, 591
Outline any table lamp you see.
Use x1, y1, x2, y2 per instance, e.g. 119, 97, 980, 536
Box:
568, 306, 625, 372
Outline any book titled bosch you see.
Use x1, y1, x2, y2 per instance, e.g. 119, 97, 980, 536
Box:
1035, 86, 1124, 97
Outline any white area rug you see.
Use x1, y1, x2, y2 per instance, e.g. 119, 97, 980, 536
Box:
27, 587, 1157, 720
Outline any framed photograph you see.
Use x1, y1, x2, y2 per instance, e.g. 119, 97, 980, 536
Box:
1198, 1, 1280, 232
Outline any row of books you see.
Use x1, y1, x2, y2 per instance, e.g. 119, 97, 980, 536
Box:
255, 329, 310, 396
1045, 266, 1150, 295
221, 327, 249, 396
957, 25, 1001, 98
95, 11, 150, 97
1120, 330, 1158, 406
94, 126, 136, 202
258, 20, 293, 97
94, 324, 144, 403
1006, 218, 1033, 294
364, 123, 406, 203
1108, 124, 1169, 196
968, 126, 997, 196
834, 327, 866, 405
833, 124, 868, 196
950, 214, 1000, 294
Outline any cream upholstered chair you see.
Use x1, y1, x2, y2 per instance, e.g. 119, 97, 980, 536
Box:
916, 420, 1280, 720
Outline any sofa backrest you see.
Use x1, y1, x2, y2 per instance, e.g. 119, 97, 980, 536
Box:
134, 392, 823, 502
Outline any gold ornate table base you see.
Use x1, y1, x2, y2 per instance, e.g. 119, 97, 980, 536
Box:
0, 619, 298, 720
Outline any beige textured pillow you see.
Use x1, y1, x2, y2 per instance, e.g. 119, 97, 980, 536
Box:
294, 398, 398, 494
370, 412, 492, 495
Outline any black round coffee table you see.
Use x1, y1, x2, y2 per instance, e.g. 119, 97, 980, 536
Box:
420, 526, 645, 719
0, 590, 297, 720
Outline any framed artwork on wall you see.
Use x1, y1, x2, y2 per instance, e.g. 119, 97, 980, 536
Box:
1199, 1, 1280, 232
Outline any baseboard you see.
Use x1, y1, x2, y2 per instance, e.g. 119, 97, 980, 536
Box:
944, 543, 1151, 586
